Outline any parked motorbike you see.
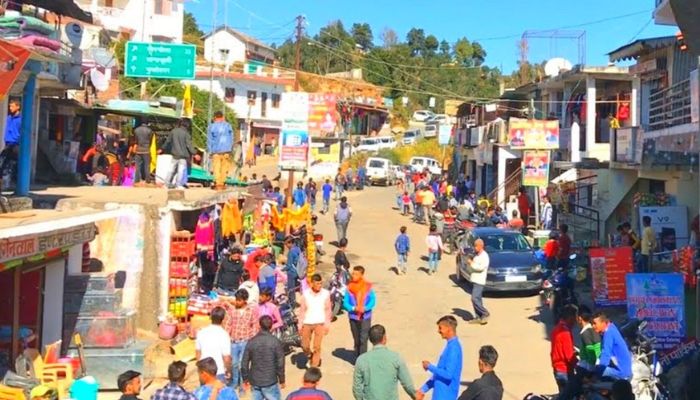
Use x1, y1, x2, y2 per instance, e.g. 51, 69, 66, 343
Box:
329, 266, 349, 321
274, 287, 302, 354
540, 254, 579, 320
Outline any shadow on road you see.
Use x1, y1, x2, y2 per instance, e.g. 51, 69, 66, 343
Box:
332, 348, 356, 366
451, 307, 476, 322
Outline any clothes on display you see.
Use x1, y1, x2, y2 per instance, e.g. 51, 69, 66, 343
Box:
221, 200, 243, 237
195, 212, 215, 253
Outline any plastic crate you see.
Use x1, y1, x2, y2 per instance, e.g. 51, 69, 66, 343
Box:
170, 237, 195, 257
70, 311, 136, 348
169, 261, 190, 278
64, 276, 114, 293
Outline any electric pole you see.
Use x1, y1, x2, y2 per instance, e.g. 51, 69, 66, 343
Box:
206, 0, 218, 126
293, 15, 305, 91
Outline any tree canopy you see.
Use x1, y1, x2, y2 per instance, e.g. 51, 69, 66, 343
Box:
274, 22, 503, 111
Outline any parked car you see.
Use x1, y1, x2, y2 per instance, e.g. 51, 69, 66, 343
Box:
355, 137, 381, 153
423, 124, 438, 138
409, 156, 442, 175
433, 114, 450, 124
402, 129, 421, 145
412, 110, 435, 122
377, 135, 397, 150
365, 157, 396, 186
455, 228, 543, 293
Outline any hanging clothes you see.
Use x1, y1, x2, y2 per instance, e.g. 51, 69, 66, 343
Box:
617, 101, 630, 121
221, 199, 243, 237
195, 212, 215, 254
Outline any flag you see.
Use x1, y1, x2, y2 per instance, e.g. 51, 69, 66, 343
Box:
183, 84, 194, 118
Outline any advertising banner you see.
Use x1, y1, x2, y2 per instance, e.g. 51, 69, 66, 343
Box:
508, 118, 560, 149
626, 273, 685, 350
280, 92, 310, 171
308, 93, 338, 137
522, 150, 550, 187
438, 124, 452, 145
639, 206, 689, 250
590, 247, 634, 307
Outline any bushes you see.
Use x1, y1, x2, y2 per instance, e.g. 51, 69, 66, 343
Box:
344, 138, 453, 169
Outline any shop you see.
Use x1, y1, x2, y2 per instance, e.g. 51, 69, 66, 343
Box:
0, 218, 96, 376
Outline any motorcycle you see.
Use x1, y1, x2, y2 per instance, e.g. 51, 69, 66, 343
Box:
540, 254, 579, 321
329, 266, 349, 321
274, 287, 302, 354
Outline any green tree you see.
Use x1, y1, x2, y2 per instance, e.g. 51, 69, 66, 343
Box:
351, 22, 373, 50
453, 37, 474, 66
406, 28, 425, 56
182, 11, 204, 56
424, 35, 439, 56
439, 40, 451, 57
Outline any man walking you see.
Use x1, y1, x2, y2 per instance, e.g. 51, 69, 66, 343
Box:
207, 111, 234, 190
305, 178, 317, 212
163, 119, 195, 189
457, 346, 503, 400
541, 195, 553, 230
241, 316, 286, 400
416, 315, 463, 400
557, 224, 572, 270
152, 361, 196, 400
467, 239, 490, 325
222, 289, 258, 395
394, 226, 410, 275
133, 121, 153, 185
353, 324, 416, 400
334, 196, 352, 243
551, 305, 578, 399
286, 368, 332, 400
284, 237, 302, 305
334, 168, 345, 200
343, 266, 376, 358
321, 179, 333, 214
421, 186, 436, 223
639, 215, 656, 273
298, 274, 332, 368
293, 182, 307, 209
2, 100, 21, 182
195, 307, 231, 382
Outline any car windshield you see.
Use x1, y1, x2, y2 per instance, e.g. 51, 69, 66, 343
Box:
380, 138, 391, 143
404, 131, 416, 137
426, 126, 436, 131
475, 233, 531, 252
361, 139, 377, 145
368, 160, 385, 168
412, 159, 424, 165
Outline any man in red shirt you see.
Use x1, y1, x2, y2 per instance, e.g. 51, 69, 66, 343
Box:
557, 224, 572, 270
517, 187, 530, 229
550, 304, 578, 400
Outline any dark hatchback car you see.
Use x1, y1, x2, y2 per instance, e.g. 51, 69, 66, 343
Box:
455, 227, 543, 292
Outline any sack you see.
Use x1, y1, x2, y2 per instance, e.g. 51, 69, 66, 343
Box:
296, 253, 308, 278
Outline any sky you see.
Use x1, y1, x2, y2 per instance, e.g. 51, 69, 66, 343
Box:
186, 0, 678, 73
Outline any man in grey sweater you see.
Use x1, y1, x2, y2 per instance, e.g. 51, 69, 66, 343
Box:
241, 315, 285, 399
163, 119, 195, 189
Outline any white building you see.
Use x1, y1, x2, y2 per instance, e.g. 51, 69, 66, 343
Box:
203, 27, 276, 66
185, 69, 294, 150
75, 0, 184, 43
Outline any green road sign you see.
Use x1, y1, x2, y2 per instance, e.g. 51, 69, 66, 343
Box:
124, 41, 196, 80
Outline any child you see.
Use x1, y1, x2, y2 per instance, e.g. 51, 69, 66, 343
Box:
394, 226, 410, 275
121, 161, 135, 187
425, 224, 446, 275
86, 169, 108, 186
401, 191, 411, 216
322, 179, 333, 214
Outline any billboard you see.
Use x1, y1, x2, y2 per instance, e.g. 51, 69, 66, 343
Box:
638, 206, 689, 250
438, 124, 452, 145
521, 150, 550, 187
308, 93, 338, 137
508, 118, 559, 149
590, 246, 634, 307
280, 92, 310, 171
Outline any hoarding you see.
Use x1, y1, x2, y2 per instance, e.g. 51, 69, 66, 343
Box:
590, 246, 634, 307
521, 150, 550, 187
508, 118, 559, 149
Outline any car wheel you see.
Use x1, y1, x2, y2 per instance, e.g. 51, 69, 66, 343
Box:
455, 256, 466, 282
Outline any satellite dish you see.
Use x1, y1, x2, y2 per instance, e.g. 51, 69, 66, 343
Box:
90, 68, 110, 92
64, 22, 83, 47
544, 58, 573, 77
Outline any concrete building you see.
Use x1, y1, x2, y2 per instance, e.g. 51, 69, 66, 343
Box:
203, 26, 276, 66
75, 0, 185, 43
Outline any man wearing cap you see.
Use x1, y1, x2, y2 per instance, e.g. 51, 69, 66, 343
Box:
30, 385, 56, 400
117, 370, 142, 400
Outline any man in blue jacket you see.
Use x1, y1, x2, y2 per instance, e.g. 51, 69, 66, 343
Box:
2, 100, 21, 183
592, 311, 632, 381
343, 266, 376, 358
417, 315, 463, 400
206, 111, 233, 190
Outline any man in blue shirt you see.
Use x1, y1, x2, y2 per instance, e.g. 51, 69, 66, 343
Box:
2, 100, 21, 181
284, 237, 301, 305
417, 315, 463, 400
394, 226, 410, 275
207, 111, 234, 190
321, 179, 333, 214
592, 312, 632, 381
293, 182, 307, 209
193, 358, 238, 400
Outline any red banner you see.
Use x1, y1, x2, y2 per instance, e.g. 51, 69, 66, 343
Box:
0, 40, 31, 98
589, 246, 634, 306
307, 93, 338, 137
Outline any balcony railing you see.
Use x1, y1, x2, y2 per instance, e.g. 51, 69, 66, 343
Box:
648, 78, 692, 131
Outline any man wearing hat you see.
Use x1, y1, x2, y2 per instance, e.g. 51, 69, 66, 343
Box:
30, 385, 56, 400
118, 370, 142, 400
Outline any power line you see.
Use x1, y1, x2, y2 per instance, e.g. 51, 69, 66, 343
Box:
627, 18, 653, 43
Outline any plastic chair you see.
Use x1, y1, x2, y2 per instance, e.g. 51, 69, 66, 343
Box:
23, 349, 73, 400
0, 384, 25, 400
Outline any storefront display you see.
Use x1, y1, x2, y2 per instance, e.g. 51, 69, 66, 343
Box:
590, 246, 634, 307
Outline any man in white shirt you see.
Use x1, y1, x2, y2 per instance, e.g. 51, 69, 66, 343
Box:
195, 306, 232, 381
467, 238, 490, 325
298, 274, 332, 368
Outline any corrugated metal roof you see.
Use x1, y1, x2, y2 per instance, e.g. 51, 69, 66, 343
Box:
608, 36, 677, 62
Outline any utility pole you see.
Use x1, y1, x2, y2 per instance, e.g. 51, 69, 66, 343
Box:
287, 15, 305, 210
206, 0, 218, 127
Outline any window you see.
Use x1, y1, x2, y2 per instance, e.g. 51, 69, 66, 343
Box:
154, 0, 171, 15
224, 88, 235, 103
272, 94, 281, 108
247, 91, 257, 103
261, 92, 268, 117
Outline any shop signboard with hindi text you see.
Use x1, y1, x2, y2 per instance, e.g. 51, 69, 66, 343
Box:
590, 246, 634, 307
626, 273, 685, 350
125, 41, 196, 79
508, 118, 559, 149
521, 150, 550, 187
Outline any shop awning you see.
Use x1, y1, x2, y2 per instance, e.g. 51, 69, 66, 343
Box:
0, 39, 31, 98
608, 36, 677, 62
551, 168, 579, 184
18, 0, 93, 23
94, 99, 180, 120
252, 119, 282, 130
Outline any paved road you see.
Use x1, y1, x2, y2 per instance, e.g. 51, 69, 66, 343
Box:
281, 184, 556, 399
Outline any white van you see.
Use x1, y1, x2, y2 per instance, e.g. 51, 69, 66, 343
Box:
366, 157, 396, 186
355, 137, 381, 153
409, 156, 442, 175
377, 135, 397, 150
